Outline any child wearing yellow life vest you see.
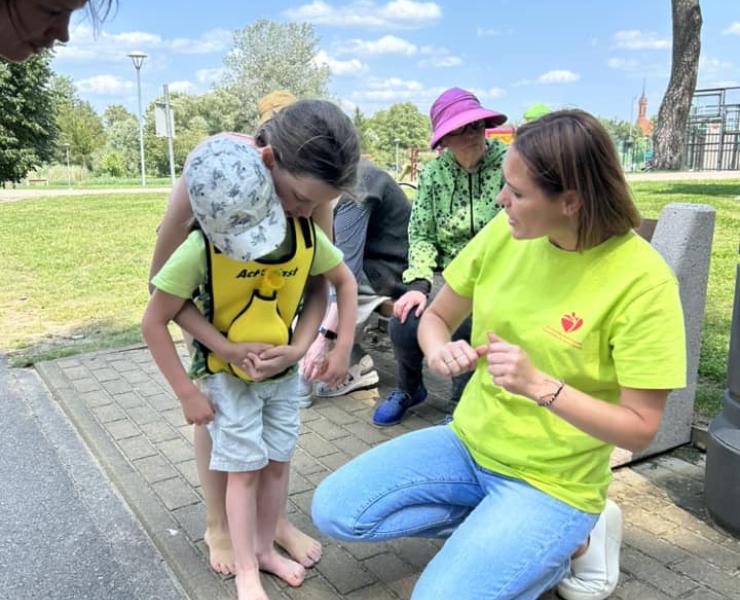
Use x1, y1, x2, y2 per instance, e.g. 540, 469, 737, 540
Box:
143, 126, 358, 600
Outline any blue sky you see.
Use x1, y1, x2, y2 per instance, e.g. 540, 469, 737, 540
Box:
53, 0, 740, 124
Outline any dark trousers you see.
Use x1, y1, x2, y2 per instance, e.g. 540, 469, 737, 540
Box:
389, 312, 473, 412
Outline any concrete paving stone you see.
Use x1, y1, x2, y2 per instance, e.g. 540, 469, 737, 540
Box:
623, 525, 691, 565
346, 582, 399, 600
136, 379, 168, 396
118, 435, 158, 461
362, 552, 418, 588
314, 404, 359, 426
107, 358, 141, 372
92, 403, 127, 423
672, 556, 740, 599
299, 407, 322, 423
162, 407, 187, 427
300, 432, 340, 458
73, 377, 103, 393
152, 477, 200, 511
341, 541, 392, 562
315, 544, 378, 595
179, 424, 195, 445
103, 378, 136, 395
106, 419, 141, 441
90, 367, 121, 382
78, 389, 113, 408
139, 420, 180, 443
284, 575, 343, 600
621, 546, 699, 598
339, 395, 378, 414
172, 502, 206, 542
64, 365, 90, 380
289, 490, 315, 517
288, 471, 314, 495
120, 368, 153, 384
387, 538, 442, 571
113, 390, 146, 409
681, 587, 730, 600
668, 526, 740, 572
343, 421, 394, 446
292, 448, 328, 477
654, 455, 705, 481
56, 356, 82, 369
317, 452, 351, 472
158, 437, 195, 464
621, 505, 678, 537
305, 469, 332, 488
305, 417, 351, 441
613, 578, 673, 600
332, 434, 372, 457
148, 391, 179, 412
135, 454, 179, 484
177, 458, 199, 487
126, 404, 162, 426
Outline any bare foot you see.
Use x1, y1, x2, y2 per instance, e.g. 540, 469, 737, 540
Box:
235, 567, 268, 600
258, 549, 306, 587
275, 518, 323, 567
204, 527, 235, 576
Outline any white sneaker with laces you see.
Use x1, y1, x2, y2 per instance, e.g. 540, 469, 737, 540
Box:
315, 354, 380, 398
557, 499, 622, 600
295, 373, 314, 408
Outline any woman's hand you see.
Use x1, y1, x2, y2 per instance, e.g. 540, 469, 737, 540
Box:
485, 331, 542, 398
245, 345, 301, 382
393, 290, 428, 323
302, 335, 331, 381
316, 343, 351, 388
427, 340, 486, 377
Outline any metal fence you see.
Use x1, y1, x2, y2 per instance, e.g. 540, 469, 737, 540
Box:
685, 86, 740, 171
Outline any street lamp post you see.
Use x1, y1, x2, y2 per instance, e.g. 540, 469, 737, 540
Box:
127, 51, 148, 187
62, 143, 71, 189
394, 138, 401, 176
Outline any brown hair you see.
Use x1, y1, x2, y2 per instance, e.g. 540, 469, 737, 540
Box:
513, 109, 641, 251
255, 99, 360, 195
6, 0, 117, 33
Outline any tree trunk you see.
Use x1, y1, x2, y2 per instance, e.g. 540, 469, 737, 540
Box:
653, 0, 702, 170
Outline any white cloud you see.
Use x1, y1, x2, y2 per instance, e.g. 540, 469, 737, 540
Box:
314, 50, 367, 76
284, 0, 441, 30
722, 22, 740, 35
607, 57, 641, 71
483, 87, 506, 98
538, 70, 580, 84
167, 28, 231, 55
699, 55, 735, 75
613, 30, 670, 50
337, 35, 417, 56
107, 31, 162, 46
196, 67, 224, 85
75, 74, 135, 95
417, 45, 462, 68
168, 80, 196, 93
476, 27, 502, 38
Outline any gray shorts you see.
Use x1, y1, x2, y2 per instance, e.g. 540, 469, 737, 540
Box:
201, 371, 301, 472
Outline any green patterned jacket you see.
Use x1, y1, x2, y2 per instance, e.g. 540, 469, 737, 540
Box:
402, 139, 507, 293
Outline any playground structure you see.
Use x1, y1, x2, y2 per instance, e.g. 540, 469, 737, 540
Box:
685, 86, 740, 171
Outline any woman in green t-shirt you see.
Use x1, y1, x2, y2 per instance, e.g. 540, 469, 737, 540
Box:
312, 110, 686, 600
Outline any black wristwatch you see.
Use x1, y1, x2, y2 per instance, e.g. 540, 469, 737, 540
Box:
319, 326, 338, 340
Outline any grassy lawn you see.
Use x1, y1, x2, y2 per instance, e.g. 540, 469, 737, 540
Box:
1, 180, 737, 421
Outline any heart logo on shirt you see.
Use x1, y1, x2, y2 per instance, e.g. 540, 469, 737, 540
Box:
561, 312, 584, 333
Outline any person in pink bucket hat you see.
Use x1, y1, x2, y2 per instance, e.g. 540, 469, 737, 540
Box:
372, 87, 508, 427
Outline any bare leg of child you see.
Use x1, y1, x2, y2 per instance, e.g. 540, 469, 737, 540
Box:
227, 470, 268, 600
256, 460, 306, 587
275, 471, 323, 567
195, 424, 234, 575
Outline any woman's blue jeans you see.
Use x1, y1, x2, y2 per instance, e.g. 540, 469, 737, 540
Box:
312, 426, 597, 600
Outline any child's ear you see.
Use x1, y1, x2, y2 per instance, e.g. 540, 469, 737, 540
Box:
261, 146, 275, 170
561, 190, 581, 217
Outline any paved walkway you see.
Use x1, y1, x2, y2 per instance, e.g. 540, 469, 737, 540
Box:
33, 337, 740, 600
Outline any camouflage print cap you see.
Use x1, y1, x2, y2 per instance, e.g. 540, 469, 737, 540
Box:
184, 133, 286, 262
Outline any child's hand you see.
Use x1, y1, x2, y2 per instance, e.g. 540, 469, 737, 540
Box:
248, 345, 301, 381
316, 344, 351, 388
221, 342, 273, 373
179, 388, 214, 426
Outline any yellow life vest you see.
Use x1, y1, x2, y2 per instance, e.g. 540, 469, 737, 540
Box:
203, 217, 316, 381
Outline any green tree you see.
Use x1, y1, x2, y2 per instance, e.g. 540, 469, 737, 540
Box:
98, 103, 139, 176
364, 103, 430, 169
54, 75, 105, 170
0, 53, 57, 184
220, 19, 331, 131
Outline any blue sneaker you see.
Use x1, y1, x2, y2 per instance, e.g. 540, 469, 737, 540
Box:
372, 386, 427, 427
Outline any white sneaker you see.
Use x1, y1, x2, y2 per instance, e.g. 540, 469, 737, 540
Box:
557, 499, 622, 600
315, 355, 380, 398
295, 373, 314, 408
